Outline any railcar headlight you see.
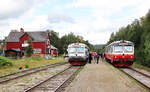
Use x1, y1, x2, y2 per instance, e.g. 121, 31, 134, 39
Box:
131, 56, 133, 59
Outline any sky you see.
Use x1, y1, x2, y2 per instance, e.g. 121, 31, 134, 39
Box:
0, 0, 150, 44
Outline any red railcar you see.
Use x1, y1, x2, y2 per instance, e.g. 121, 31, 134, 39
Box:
105, 40, 134, 67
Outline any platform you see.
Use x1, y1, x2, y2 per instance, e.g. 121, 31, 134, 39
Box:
65, 60, 145, 92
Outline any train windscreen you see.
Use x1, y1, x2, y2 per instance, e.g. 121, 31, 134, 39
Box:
114, 45, 133, 53
114, 46, 123, 52
68, 47, 84, 53
124, 46, 133, 52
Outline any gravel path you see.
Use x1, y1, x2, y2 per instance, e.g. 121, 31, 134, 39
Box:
0, 64, 70, 92
65, 60, 146, 92
29, 66, 80, 92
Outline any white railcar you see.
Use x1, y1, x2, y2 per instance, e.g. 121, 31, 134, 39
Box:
67, 43, 89, 65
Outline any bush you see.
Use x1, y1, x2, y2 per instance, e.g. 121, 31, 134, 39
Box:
25, 64, 29, 68
24, 56, 44, 61
0, 56, 13, 68
25, 38, 33, 57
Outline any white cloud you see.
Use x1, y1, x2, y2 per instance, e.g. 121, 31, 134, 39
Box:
48, 13, 74, 23
0, 0, 150, 44
61, 0, 150, 44
9, 15, 49, 31
0, 0, 34, 19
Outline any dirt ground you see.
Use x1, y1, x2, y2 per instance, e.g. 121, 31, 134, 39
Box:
65, 60, 146, 92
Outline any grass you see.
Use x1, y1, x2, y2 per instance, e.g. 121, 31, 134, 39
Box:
0, 56, 13, 68
133, 62, 150, 72
0, 56, 67, 76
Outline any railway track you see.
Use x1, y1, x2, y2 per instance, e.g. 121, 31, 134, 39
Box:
24, 66, 81, 92
120, 67, 150, 90
0, 62, 68, 84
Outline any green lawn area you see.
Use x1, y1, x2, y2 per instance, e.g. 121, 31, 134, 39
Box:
0, 56, 68, 76
133, 62, 150, 72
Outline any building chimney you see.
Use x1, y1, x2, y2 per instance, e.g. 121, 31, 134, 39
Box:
20, 28, 24, 33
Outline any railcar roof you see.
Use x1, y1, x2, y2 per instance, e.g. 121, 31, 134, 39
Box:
68, 43, 89, 48
106, 40, 134, 47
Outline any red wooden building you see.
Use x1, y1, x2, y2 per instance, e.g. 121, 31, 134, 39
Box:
5, 29, 52, 57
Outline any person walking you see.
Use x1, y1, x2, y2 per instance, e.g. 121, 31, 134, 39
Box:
88, 53, 92, 64
96, 53, 100, 64
94, 52, 97, 64
92, 52, 95, 64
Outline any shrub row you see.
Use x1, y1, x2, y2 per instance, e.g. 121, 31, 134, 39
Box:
0, 56, 13, 68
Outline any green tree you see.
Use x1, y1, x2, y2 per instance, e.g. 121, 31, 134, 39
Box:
0, 40, 2, 54
109, 32, 115, 40
26, 38, 33, 57
47, 30, 94, 54
49, 30, 60, 48
60, 33, 77, 54
60, 32, 94, 54
83, 40, 94, 51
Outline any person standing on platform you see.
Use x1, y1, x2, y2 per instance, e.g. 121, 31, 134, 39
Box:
96, 53, 100, 64
92, 52, 95, 64
94, 52, 97, 64
88, 53, 92, 64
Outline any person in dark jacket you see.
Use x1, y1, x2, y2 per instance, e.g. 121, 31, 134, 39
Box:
96, 54, 100, 64
88, 53, 92, 64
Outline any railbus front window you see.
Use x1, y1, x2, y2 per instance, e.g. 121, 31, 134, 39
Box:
68, 48, 76, 53
124, 46, 133, 52
76, 47, 84, 52
68, 47, 85, 53
114, 46, 123, 53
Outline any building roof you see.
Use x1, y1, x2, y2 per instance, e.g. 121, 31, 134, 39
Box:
6, 31, 49, 42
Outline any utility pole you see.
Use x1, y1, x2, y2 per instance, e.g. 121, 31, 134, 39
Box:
2, 37, 6, 55
2, 40, 5, 54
